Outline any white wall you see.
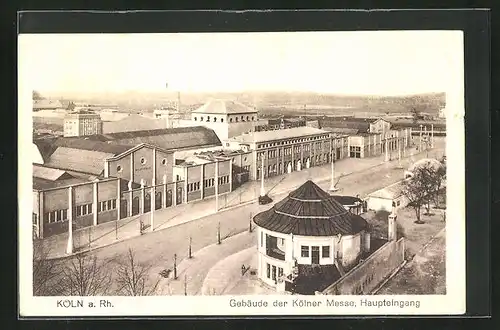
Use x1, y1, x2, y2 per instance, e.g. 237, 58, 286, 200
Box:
367, 196, 393, 212
32, 143, 44, 164
341, 233, 362, 269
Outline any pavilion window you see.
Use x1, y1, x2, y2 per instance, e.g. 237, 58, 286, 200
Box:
301, 245, 309, 257
266, 263, 270, 278
322, 246, 330, 258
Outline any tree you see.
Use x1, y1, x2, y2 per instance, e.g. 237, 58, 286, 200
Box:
32, 90, 44, 100
401, 169, 429, 224
33, 240, 61, 296
58, 252, 112, 296
114, 248, 160, 296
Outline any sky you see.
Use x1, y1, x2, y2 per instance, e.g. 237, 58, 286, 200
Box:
18, 31, 464, 96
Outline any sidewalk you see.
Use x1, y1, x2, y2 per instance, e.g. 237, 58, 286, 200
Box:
42, 143, 444, 259
155, 231, 257, 295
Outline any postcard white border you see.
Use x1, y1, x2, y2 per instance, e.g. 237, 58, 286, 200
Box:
18, 31, 466, 317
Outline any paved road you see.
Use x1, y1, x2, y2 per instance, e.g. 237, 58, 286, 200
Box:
51, 144, 443, 294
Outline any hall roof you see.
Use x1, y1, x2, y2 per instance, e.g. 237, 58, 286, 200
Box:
71, 126, 221, 151
253, 180, 368, 236
231, 126, 330, 144
191, 99, 257, 115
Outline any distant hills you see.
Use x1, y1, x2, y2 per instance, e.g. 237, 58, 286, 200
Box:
38, 90, 445, 116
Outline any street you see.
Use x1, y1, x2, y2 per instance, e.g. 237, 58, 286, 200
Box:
48, 140, 445, 295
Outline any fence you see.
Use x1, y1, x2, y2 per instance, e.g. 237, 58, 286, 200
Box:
321, 238, 405, 295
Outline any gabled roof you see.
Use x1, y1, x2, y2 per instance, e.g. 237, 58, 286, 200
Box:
253, 180, 368, 236
192, 99, 257, 115
76, 126, 221, 151
368, 181, 404, 200
32, 164, 74, 181
231, 126, 329, 144
44, 147, 114, 175
33, 177, 88, 191
102, 114, 166, 134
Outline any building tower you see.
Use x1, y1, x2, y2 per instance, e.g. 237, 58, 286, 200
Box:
63, 110, 103, 137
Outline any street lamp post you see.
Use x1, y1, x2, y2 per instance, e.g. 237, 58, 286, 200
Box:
329, 156, 338, 192
215, 159, 219, 212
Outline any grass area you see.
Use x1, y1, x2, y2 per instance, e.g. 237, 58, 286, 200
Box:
362, 206, 445, 258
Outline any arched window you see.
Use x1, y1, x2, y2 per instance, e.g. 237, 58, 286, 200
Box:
246, 116, 249, 121
230, 118, 233, 122
194, 117, 197, 121
221, 118, 224, 123
241, 116, 244, 121
201, 116, 204, 121
213, 117, 217, 122
252, 116, 255, 121
207, 116, 210, 122
236, 117, 239, 122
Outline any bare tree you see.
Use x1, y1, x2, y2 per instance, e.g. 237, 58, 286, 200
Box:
33, 240, 61, 296
401, 170, 429, 224
114, 248, 160, 296
59, 252, 112, 296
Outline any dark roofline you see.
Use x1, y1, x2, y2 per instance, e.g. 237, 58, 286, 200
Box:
78, 126, 217, 141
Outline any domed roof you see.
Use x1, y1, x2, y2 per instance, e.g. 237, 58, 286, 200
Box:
253, 180, 368, 236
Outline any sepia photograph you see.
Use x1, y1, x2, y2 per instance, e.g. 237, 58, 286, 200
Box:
18, 30, 466, 316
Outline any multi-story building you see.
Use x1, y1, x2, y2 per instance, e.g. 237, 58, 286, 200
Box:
63, 110, 103, 137
225, 126, 349, 180
189, 99, 259, 140
32, 126, 231, 239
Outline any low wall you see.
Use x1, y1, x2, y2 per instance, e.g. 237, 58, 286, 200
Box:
321, 238, 405, 295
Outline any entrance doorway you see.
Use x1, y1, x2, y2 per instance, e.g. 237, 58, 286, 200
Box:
311, 246, 320, 264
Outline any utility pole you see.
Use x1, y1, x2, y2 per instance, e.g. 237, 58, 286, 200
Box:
184, 274, 187, 296
259, 157, 265, 197
215, 159, 219, 213
173, 253, 178, 280
419, 124, 423, 152
66, 186, 74, 255
217, 221, 221, 245
431, 123, 434, 148
397, 131, 402, 168
188, 236, 192, 259
329, 156, 338, 192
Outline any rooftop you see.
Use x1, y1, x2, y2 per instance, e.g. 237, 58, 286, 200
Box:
253, 180, 368, 236
367, 181, 404, 200
192, 99, 258, 115
231, 126, 330, 144
64, 126, 221, 151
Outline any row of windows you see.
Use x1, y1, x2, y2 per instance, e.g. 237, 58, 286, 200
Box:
193, 115, 256, 123
187, 182, 201, 192
266, 263, 284, 282
45, 209, 68, 223
301, 245, 330, 258
257, 135, 332, 149
98, 199, 117, 212
218, 175, 230, 185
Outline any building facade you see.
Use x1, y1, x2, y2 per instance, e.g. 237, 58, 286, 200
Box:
63, 110, 103, 137
226, 126, 349, 181
190, 99, 259, 140
253, 180, 371, 294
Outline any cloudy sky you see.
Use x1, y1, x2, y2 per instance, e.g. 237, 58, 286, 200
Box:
19, 31, 463, 96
